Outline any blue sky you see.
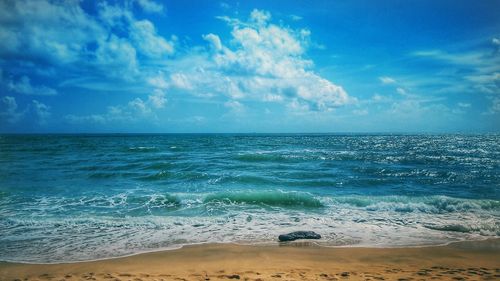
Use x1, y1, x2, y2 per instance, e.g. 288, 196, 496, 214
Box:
0, 0, 499, 133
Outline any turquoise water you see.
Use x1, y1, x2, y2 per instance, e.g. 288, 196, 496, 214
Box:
0, 134, 499, 263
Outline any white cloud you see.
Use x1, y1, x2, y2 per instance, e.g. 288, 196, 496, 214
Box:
379, 76, 396, 84
135, 0, 164, 14
491, 37, 500, 54
412, 45, 499, 75
167, 9, 350, 112
412, 49, 488, 67
203, 33, 223, 51
409, 40, 500, 100
483, 97, 500, 115
490, 98, 500, 113
372, 94, 383, 102
0, 96, 24, 124
0, 96, 52, 126
353, 109, 368, 116
0, 0, 106, 64
123, 89, 168, 116
287, 99, 310, 113
147, 73, 169, 89
250, 9, 271, 26
263, 94, 284, 102
170, 73, 193, 90
130, 20, 174, 58
31, 100, 51, 125
95, 35, 139, 78
224, 100, 245, 113
457, 102, 471, 108
97, 1, 133, 27
65, 88, 167, 125
128, 97, 151, 115
0, 0, 176, 95
148, 89, 167, 108
65, 114, 106, 124
396, 87, 407, 95
369, 93, 394, 103
290, 14, 303, 21
7, 76, 57, 96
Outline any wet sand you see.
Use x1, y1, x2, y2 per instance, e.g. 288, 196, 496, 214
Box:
1, 239, 499, 281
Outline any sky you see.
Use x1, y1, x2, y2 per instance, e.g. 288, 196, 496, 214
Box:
0, 0, 499, 133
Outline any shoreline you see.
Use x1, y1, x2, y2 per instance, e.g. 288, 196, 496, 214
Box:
1, 236, 496, 265
1, 239, 499, 280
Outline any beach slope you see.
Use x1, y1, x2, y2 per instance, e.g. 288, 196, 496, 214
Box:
1, 239, 499, 281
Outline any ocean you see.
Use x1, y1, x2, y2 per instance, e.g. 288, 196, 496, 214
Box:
0, 134, 498, 263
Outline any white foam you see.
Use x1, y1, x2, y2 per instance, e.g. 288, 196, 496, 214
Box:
1, 193, 498, 263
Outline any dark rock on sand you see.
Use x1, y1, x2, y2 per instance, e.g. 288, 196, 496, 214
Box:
278, 231, 321, 242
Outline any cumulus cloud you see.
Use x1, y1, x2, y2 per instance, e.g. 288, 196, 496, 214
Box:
379, 76, 396, 84
166, 9, 350, 112
128, 97, 152, 115
65, 114, 106, 125
490, 97, 500, 113
396, 87, 407, 95
0, 0, 105, 64
113, 90, 167, 118
224, 100, 245, 113
0, 96, 24, 124
130, 20, 174, 58
0, 0, 178, 129
135, 0, 164, 14
483, 97, 500, 115
249, 9, 271, 26
0, 96, 51, 126
148, 89, 167, 108
95, 35, 139, 78
203, 33, 223, 51
170, 73, 193, 90
353, 109, 368, 116
1, 4, 354, 129
0, 0, 175, 90
147, 73, 169, 89
96, 2, 175, 61
31, 100, 51, 125
65, 89, 167, 124
7, 76, 57, 96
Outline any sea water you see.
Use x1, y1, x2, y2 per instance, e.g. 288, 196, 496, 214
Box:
0, 134, 498, 263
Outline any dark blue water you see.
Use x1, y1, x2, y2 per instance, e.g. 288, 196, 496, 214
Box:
0, 134, 499, 262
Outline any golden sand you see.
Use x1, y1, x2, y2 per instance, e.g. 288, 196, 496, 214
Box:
1, 239, 499, 281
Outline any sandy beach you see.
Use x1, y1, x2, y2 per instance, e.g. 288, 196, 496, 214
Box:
1, 239, 499, 281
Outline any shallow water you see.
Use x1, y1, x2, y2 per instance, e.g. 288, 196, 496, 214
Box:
0, 134, 499, 262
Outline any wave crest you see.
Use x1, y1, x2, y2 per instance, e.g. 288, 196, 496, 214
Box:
331, 195, 500, 213
204, 190, 323, 207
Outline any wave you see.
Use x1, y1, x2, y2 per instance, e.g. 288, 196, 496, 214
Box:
138, 171, 171, 181
424, 223, 499, 235
234, 153, 293, 162
424, 224, 474, 233
127, 146, 158, 152
141, 162, 173, 170
330, 195, 500, 213
26, 193, 183, 211
210, 175, 279, 186
87, 171, 140, 179
203, 190, 323, 207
